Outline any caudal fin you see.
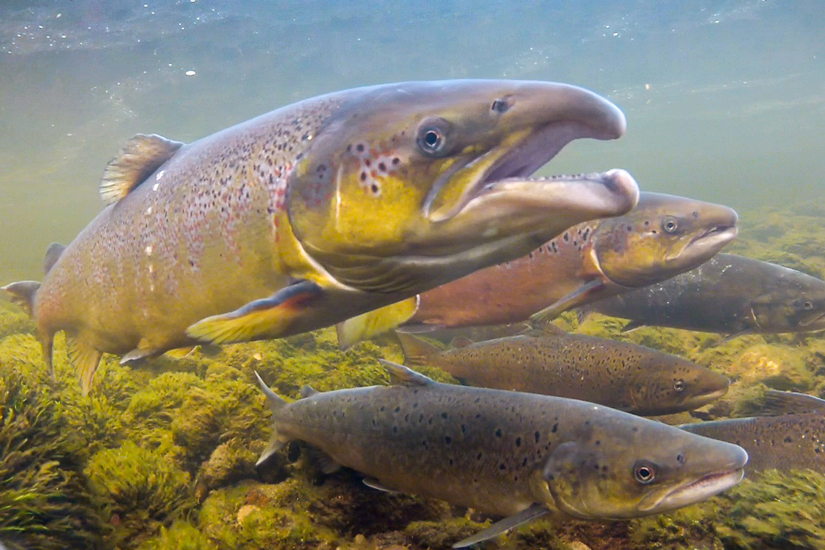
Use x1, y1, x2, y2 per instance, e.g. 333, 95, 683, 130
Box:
253, 371, 291, 467
2, 280, 55, 375
2, 281, 40, 316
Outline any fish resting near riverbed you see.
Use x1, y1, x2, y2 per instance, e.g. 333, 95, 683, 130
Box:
396, 329, 730, 416
583, 253, 825, 337
255, 360, 747, 548
337, 191, 736, 348
2, 80, 640, 393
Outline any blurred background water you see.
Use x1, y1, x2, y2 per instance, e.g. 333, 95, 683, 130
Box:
1, 0, 823, 283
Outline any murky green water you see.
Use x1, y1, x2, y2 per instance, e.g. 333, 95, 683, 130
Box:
1, 1, 824, 549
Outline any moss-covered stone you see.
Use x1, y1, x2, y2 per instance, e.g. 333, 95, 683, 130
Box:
137, 520, 219, 550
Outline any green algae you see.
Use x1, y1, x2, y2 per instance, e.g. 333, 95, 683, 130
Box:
137, 520, 219, 550
0, 340, 106, 550
85, 441, 196, 549
630, 470, 825, 550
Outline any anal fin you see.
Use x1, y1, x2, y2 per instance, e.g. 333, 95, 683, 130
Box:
336, 296, 419, 350
186, 280, 323, 345
452, 503, 550, 548
66, 335, 103, 396
120, 346, 163, 365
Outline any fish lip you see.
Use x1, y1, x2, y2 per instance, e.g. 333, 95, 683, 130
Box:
665, 224, 738, 263
455, 169, 640, 226
429, 112, 627, 222
799, 310, 825, 329
639, 467, 745, 513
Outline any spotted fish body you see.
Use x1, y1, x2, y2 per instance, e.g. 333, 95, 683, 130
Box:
4, 80, 641, 392
256, 362, 747, 547
336, 192, 737, 347
397, 331, 729, 416
587, 253, 825, 336
681, 415, 825, 474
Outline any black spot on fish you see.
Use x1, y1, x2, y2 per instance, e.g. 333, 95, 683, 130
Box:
515, 437, 522, 447
495, 428, 503, 438
392, 425, 398, 434
445, 436, 452, 445
477, 452, 483, 461
499, 463, 506, 470
785, 436, 793, 443
552, 423, 558, 433
441, 412, 448, 419
535, 431, 541, 443
394, 406, 400, 413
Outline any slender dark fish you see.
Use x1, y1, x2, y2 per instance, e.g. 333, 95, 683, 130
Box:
585, 253, 825, 336
680, 391, 825, 474
396, 330, 729, 416
255, 361, 747, 548
2, 80, 639, 393
337, 192, 736, 348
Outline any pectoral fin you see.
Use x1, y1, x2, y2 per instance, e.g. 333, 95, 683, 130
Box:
66, 335, 103, 396
186, 280, 323, 345
530, 279, 606, 323
363, 477, 401, 494
452, 503, 550, 549
336, 296, 419, 350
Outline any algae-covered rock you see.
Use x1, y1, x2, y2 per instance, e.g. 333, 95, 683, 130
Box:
85, 441, 196, 549
728, 344, 814, 391
137, 520, 219, 550
716, 469, 825, 549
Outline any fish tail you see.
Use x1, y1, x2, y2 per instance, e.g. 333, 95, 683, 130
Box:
253, 371, 291, 467
2, 280, 40, 317
2, 280, 56, 376
395, 331, 442, 367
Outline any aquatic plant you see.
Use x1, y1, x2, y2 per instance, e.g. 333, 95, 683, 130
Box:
0, 349, 106, 550
136, 520, 219, 550
716, 469, 825, 549
84, 441, 196, 549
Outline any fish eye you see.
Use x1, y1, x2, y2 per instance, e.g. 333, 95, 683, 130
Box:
633, 461, 657, 484
416, 118, 451, 157
662, 217, 679, 234
673, 379, 685, 392
803, 300, 814, 310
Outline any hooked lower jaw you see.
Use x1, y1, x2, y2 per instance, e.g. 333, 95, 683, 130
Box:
653, 467, 745, 513
666, 225, 739, 263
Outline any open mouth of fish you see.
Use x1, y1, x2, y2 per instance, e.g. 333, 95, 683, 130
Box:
799, 309, 825, 329
650, 467, 746, 512
426, 114, 638, 225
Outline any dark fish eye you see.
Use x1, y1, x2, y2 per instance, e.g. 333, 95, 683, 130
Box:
803, 300, 814, 311
633, 461, 656, 484
416, 118, 451, 157
662, 217, 679, 234
490, 96, 513, 113
673, 379, 685, 392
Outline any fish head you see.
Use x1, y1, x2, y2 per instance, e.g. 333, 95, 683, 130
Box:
591, 193, 738, 287
750, 269, 825, 332
541, 411, 747, 519
285, 80, 638, 294
627, 358, 730, 415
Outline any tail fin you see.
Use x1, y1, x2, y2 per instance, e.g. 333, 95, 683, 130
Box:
336, 296, 419, 350
3, 281, 55, 376
395, 331, 443, 367
2, 281, 40, 316
253, 371, 291, 467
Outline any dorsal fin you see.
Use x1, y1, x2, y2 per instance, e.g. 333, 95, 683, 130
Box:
449, 337, 474, 349
100, 134, 183, 204
43, 243, 66, 274
378, 359, 434, 387
760, 390, 825, 416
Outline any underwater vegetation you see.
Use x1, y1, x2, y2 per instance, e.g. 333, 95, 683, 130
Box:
1, 200, 824, 549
